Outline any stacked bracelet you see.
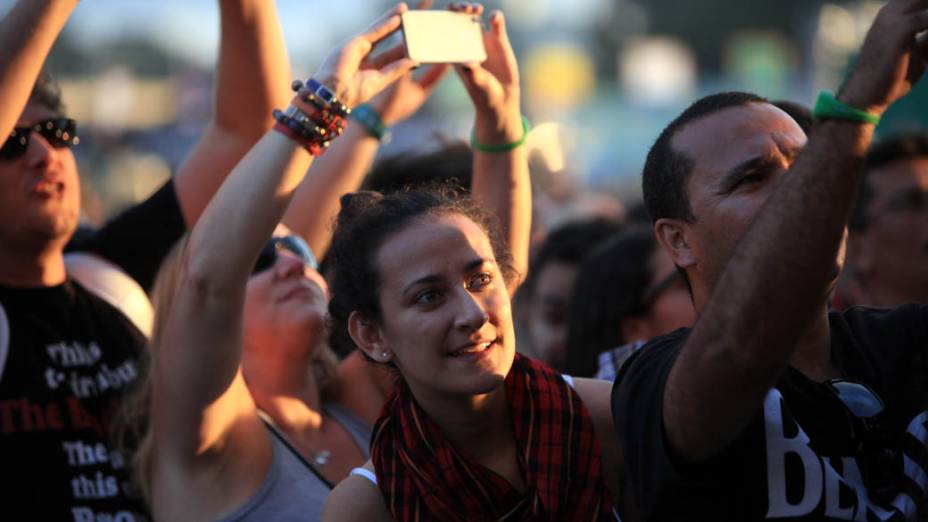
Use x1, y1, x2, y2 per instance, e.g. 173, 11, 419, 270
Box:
351, 105, 390, 142
812, 90, 881, 126
470, 115, 532, 154
272, 78, 351, 155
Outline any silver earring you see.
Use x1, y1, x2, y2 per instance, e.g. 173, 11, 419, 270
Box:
381, 351, 388, 358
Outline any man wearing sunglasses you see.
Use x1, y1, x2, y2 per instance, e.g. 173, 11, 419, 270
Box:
841, 133, 928, 308
611, 1, 928, 520
0, 0, 290, 519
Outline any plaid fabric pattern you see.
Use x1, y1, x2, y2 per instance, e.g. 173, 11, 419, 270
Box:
370, 354, 614, 521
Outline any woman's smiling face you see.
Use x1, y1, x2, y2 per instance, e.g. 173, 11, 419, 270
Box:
367, 212, 516, 399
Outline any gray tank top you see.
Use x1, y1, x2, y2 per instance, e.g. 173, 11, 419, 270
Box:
218, 404, 371, 521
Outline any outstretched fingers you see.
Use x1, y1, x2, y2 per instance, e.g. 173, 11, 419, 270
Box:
367, 57, 420, 98
362, 43, 408, 71
360, 3, 409, 47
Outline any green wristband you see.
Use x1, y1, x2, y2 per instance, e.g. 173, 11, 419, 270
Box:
470, 115, 531, 153
812, 90, 880, 126
350, 104, 390, 142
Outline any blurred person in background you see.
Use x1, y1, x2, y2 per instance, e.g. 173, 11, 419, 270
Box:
563, 225, 694, 380
0, 0, 290, 518
514, 217, 622, 370
612, 1, 928, 518
840, 132, 928, 308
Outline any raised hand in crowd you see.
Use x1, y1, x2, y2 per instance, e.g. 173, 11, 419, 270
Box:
0, 0, 289, 520
282, 0, 448, 258
453, 2, 532, 282
134, 5, 415, 521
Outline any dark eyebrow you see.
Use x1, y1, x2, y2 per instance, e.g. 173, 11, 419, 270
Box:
717, 147, 797, 194
717, 156, 770, 194
401, 275, 442, 297
400, 258, 490, 296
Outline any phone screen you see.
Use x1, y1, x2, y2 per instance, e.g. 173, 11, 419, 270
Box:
401, 11, 487, 64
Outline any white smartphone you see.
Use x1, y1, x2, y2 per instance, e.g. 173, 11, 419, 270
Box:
401, 11, 487, 64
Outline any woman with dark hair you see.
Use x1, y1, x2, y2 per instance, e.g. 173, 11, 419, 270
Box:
322, 187, 619, 521
322, 4, 619, 520
564, 226, 695, 379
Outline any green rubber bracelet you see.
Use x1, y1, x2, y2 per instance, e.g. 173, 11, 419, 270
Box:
470, 115, 531, 153
350, 104, 390, 142
812, 90, 880, 126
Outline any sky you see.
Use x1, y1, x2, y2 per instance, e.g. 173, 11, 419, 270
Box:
0, 0, 611, 71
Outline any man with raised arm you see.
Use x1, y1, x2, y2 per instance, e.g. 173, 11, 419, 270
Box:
612, 1, 928, 520
0, 0, 289, 519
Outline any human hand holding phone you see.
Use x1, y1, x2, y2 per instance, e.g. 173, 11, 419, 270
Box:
451, 3, 522, 145
313, 3, 419, 108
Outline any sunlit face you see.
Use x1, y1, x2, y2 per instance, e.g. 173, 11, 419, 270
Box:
372, 213, 515, 400
852, 156, 928, 305
243, 243, 329, 358
672, 102, 810, 309
0, 101, 81, 249
525, 261, 577, 370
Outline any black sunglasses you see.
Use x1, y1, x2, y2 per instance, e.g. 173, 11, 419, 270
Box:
639, 270, 683, 310
0, 118, 79, 160
252, 235, 318, 275
823, 379, 897, 504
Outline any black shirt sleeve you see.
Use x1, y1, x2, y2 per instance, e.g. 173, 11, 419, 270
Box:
66, 179, 186, 292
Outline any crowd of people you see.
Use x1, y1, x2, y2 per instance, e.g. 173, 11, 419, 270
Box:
0, 0, 926, 520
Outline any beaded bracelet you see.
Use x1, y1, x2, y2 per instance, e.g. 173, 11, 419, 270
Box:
273, 120, 328, 155
272, 108, 338, 156
470, 115, 531, 154
293, 79, 351, 119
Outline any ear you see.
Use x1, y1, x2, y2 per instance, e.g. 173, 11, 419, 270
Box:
347, 311, 393, 363
654, 218, 696, 270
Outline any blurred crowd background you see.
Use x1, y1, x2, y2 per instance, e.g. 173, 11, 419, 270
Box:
5, 0, 927, 229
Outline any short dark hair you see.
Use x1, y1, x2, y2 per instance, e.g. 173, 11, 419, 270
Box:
326, 184, 515, 357
850, 132, 928, 230
642, 92, 768, 223
30, 72, 66, 116
563, 226, 656, 377
362, 142, 472, 195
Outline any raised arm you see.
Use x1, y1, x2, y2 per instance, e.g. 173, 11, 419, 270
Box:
0, 0, 77, 135
282, 0, 447, 257
150, 2, 416, 502
283, 65, 448, 257
454, 5, 531, 290
661, 0, 928, 461
172, 0, 291, 225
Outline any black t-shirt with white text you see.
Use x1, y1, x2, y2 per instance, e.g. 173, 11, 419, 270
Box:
612, 305, 928, 521
0, 181, 184, 521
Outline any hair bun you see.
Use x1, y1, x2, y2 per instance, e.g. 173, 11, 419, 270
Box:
338, 191, 384, 223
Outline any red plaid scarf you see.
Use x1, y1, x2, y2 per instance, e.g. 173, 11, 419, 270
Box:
370, 354, 614, 521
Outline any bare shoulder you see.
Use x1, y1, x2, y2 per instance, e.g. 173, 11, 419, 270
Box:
571, 377, 613, 424
323, 461, 391, 522
571, 377, 622, 499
